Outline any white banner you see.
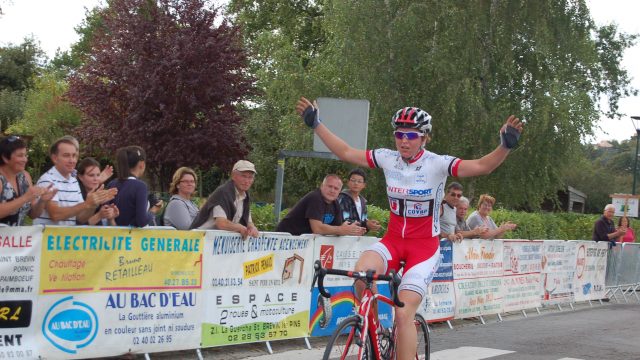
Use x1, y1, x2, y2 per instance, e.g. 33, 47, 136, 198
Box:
502, 241, 542, 312
541, 240, 576, 305
34, 226, 204, 359
0, 226, 42, 360
201, 231, 313, 346
452, 240, 504, 318
572, 241, 608, 301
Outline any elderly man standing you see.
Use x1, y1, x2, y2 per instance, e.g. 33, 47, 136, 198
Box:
276, 174, 367, 236
454, 196, 487, 240
190, 160, 259, 239
592, 204, 626, 248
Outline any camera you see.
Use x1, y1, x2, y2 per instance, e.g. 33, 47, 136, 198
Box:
148, 193, 162, 207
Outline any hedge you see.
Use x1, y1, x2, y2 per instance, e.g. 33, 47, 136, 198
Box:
251, 203, 639, 241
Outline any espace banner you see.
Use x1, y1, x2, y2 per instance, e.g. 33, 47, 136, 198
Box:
201, 231, 313, 346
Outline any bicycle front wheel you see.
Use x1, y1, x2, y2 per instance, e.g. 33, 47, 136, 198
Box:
323, 315, 373, 360
414, 314, 430, 360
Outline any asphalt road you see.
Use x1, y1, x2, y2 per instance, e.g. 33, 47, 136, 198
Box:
111, 302, 640, 359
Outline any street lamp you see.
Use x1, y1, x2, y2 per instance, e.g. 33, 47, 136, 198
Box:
632, 116, 640, 195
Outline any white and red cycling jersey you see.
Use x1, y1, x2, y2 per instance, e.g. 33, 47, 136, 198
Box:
365, 147, 461, 297
366, 148, 461, 239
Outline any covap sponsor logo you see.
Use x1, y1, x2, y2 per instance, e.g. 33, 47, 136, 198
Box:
42, 296, 98, 354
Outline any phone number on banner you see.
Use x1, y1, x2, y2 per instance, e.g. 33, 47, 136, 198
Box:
132, 334, 173, 346
210, 277, 243, 287
0, 350, 34, 359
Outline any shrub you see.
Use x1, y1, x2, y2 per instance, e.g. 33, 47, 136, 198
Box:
250, 203, 639, 242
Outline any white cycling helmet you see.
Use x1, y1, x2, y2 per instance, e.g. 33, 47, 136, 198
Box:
391, 107, 432, 133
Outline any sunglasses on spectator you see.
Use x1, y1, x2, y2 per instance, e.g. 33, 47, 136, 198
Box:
349, 178, 365, 184
4, 135, 20, 142
449, 192, 462, 198
393, 131, 423, 140
180, 180, 196, 184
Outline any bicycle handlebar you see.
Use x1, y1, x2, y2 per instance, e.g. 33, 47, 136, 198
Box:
311, 260, 405, 308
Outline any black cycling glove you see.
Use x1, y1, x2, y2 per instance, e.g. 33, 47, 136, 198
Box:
500, 125, 520, 149
301, 105, 321, 129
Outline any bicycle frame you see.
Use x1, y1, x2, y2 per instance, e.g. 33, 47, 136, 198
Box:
356, 283, 397, 359
312, 260, 404, 360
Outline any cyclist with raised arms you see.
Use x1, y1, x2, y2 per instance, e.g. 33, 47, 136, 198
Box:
296, 97, 523, 360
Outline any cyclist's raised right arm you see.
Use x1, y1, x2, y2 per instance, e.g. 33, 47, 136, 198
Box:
296, 97, 369, 168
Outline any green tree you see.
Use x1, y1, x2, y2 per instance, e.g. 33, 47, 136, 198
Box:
563, 139, 635, 213
0, 89, 24, 131
0, 38, 45, 91
7, 71, 82, 177
232, 0, 636, 210
228, 0, 334, 204
49, 5, 108, 74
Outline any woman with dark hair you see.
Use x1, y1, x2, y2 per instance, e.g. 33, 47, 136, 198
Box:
77, 157, 119, 226
163, 167, 199, 230
108, 146, 161, 227
0, 135, 57, 225
617, 216, 636, 243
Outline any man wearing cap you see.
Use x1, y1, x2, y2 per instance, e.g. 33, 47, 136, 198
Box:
189, 160, 259, 239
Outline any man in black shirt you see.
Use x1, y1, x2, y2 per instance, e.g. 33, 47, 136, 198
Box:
592, 204, 625, 248
276, 174, 367, 236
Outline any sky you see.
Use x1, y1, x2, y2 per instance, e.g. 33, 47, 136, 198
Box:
0, 0, 639, 143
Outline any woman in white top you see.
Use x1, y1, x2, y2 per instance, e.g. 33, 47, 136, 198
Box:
163, 167, 199, 230
466, 194, 516, 239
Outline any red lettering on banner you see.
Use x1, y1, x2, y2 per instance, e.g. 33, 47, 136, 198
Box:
0, 235, 32, 248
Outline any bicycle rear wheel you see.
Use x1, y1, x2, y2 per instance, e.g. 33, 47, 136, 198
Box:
323, 315, 373, 360
414, 314, 430, 360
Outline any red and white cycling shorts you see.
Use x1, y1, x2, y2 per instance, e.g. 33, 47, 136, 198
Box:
367, 233, 440, 299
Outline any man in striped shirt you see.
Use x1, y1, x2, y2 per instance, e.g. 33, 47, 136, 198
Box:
34, 136, 116, 226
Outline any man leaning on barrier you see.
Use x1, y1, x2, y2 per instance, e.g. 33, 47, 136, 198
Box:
276, 174, 366, 237
190, 160, 259, 239
592, 204, 625, 249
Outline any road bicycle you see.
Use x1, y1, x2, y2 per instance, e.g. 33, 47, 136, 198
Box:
312, 260, 430, 360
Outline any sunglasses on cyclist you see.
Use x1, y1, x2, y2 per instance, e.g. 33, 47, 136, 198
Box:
393, 131, 423, 140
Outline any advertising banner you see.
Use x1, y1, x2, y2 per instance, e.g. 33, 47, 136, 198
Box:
502, 241, 542, 312
309, 236, 393, 337
201, 232, 313, 346
572, 241, 608, 301
36, 227, 204, 358
419, 239, 455, 322
540, 241, 576, 305
0, 226, 42, 360
452, 239, 504, 318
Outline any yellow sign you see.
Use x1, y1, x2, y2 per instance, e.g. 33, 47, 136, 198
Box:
243, 254, 273, 279
40, 227, 203, 294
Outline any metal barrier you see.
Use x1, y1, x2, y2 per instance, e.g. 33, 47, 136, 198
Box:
606, 243, 640, 303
